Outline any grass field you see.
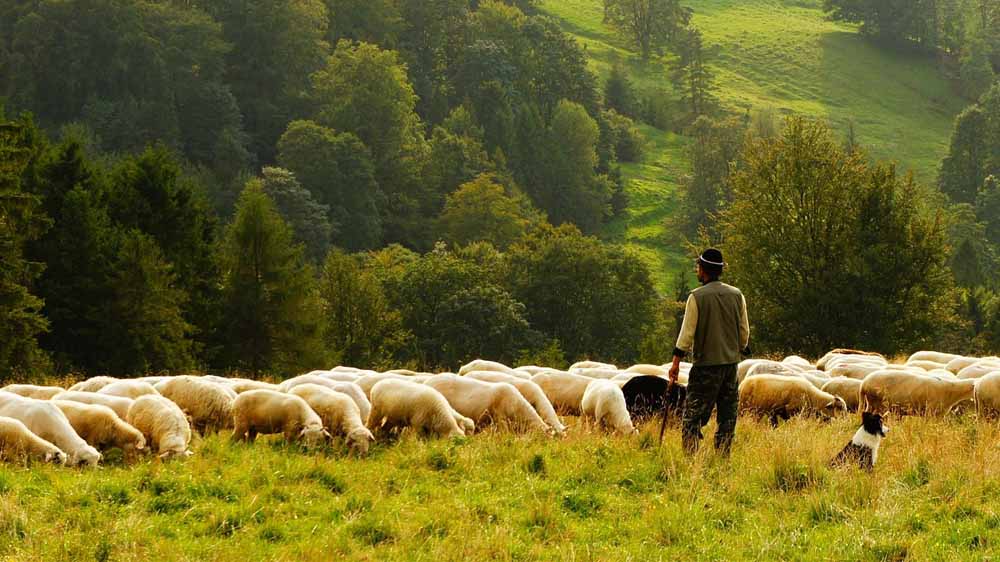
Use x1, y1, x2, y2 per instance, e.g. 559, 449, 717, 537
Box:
540, 0, 968, 291
4, 413, 1000, 560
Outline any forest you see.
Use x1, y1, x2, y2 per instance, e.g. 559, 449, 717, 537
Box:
1, 0, 998, 378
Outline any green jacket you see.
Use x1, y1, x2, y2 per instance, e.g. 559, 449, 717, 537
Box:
674, 281, 750, 366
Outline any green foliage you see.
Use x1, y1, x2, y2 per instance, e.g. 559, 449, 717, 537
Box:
960, 37, 997, 100
529, 100, 610, 233
386, 246, 538, 369
670, 26, 719, 123
722, 116, 954, 355
940, 84, 1000, 207
217, 182, 326, 376
602, 109, 646, 163
437, 174, 542, 249
2, 0, 251, 176
822, 0, 941, 51
309, 39, 427, 243
679, 115, 747, 237
105, 231, 193, 374
0, 118, 51, 377
205, 0, 330, 162
319, 250, 410, 370
421, 119, 496, 238
276, 120, 383, 252
507, 225, 658, 363
601, 0, 691, 60
259, 167, 332, 262
605, 64, 639, 118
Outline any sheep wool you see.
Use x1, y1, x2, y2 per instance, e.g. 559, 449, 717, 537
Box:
127, 395, 193, 459
424, 374, 549, 434
367, 379, 465, 439
155, 376, 236, 433
581, 380, 636, 434
52, 400, 146, 454
0, 416, 67, 464
232, 390, 328, 447
288, 384, 374, 454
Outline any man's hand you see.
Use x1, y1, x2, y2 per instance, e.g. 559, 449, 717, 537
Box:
668, 360, 680, 385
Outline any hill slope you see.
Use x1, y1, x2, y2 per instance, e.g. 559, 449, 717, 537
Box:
540, 0, 967, 292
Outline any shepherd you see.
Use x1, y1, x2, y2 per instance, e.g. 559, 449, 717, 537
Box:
667, 248, 750, 456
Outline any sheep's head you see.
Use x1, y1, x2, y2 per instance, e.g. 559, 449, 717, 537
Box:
158, 448, 193, 460
46, 450, 67, 465
73, 446, 102, 467
299, 425, 329, 448
348, 428, 375, 455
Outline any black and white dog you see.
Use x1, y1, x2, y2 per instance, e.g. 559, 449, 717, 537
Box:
830, 412, 889, 471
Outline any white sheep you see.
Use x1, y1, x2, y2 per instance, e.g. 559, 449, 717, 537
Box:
513, 365, 549, 376
906, 359, 949, 372
324, 382, 371, 423
0, 392, 101, 466
816, 350, 886, 371
908, 351, 961, 365
0, 415, 68, 465
782, 356, 814, 370
288, 384, 374, 454
738, 375, 847, 422
154, 376, 236, 433
457, 359, 523, 377
581, 379, 636, 434
946, 356, 988, 374
424, 374, 549, 433
52, 400, 146, 455
745, 360, 799, 380
231, 390, 328, 447
820, 378, 863, 412
625, 364, 669, 377
127, 395, 193, 459
98, 380, 159, 400
974, 372, 1000, 418
572, 368, 622, 380
0, 416, 66, 464
569, 360, 618, 372
860, 370, 976, 415
229, 380, 280, 393
51, 391, 134, 420
367, 379, 465, 438
464, 371, 565, 434
957, 360, 1000, 380
826, 363, 885, 380
356, 372, 411, 398
67, 376, 119, 393
530, 370, 596, 415
1, 384, 65, 400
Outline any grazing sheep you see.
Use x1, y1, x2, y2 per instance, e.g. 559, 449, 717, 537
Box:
821, 378, 863, 412
738, 375, 847, 423
51, 391, 134, 420
827, 363, 885, 380
514, 366, 549, 376
154, 376, 236, 433
278, 374, 342, 393
127, 395, 193, 459
796, 370, 832, 390
908, 351, 961, 365
782, 356, 814, 370
464, 371, 565, 433
569, 360, 618, 372
288, 384, 374, 454
530, 371, 595, 415
424, 375, 549, 433
957, 361, 1000, 380
356, 373, 411, 398
0, 393, 102, 466
625, 364, 669, 377
816, 350, 885, 371
745, 361, 798, 380
738, 359, 767, 381
1, 384, 65, 400
974, 372, 1000, 418
386, 369, 420, 376
860, 370, 976, 415
906, 360, 949, 372
572, 368, 621, 380
946, 356, 986, 374
98, 380, 158, 400
231, 390, 328, 447
581, 380, 637, 434
137, 376, 171, 386
457, 360, 523, 377
0, 416, 66, 464
322, 382, 371, 423
229, 380, 279, 393
367, 379, 465, 439
52, 401, 146, 455
68, 376, 119, 393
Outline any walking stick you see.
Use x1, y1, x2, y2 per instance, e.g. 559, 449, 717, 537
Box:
658, 380, 674, 444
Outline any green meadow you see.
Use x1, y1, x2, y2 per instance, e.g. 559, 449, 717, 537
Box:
539, 0, 967, 290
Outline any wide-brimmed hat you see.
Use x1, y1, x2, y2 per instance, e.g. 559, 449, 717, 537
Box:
697, 248, 725, 268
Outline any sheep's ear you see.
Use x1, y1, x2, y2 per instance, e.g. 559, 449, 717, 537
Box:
184, 450, 194, 457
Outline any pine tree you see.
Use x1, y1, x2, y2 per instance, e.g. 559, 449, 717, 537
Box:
259, 168, 332, 262
670, 27, 718, 123
218, 182, 326, 376
0, 118, 51, 377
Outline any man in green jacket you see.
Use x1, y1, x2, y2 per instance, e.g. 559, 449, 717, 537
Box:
668, 248, 750, 456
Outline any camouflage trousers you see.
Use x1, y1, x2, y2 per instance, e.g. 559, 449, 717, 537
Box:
681, 364, 739, 456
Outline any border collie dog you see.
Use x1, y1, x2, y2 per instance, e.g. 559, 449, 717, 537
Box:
830, 412, 889, 471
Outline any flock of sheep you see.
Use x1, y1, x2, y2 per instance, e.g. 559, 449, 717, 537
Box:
0, 349, 997, 467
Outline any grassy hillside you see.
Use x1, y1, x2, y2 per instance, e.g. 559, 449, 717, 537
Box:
3, 414, 999, 560
540, 0, 967, 292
